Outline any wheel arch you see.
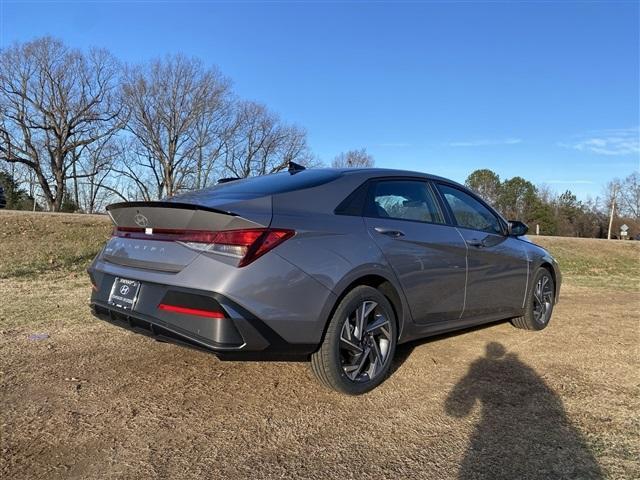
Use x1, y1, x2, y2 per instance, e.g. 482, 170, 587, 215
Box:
317, 269, 411, 349
538, 255, 561, 304
540, 261, 555, 280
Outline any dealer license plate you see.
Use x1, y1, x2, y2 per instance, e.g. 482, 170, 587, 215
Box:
108, 278, 141, 310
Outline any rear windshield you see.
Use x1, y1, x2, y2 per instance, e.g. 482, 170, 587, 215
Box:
171, 169, 342, 200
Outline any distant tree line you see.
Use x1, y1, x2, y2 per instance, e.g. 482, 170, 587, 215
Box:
0, 37, 375, 212
2, 38, 636, 240
465, 169, 640, 238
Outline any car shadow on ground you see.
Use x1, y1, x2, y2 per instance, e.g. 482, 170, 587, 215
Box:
390, 319, 509, 375
443, 341, 604, 479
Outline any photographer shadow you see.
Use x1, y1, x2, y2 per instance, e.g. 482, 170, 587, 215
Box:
445, 342, 603, 480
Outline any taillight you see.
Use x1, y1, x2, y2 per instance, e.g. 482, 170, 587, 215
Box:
113, 227, 294, 267
240, 229, 296, 267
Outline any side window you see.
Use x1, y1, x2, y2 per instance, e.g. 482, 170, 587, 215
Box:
368, 180, 444, 224
438, 184, 503, 234
334, 181, 369, 216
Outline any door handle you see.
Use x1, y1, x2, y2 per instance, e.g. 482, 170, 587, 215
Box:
466, 238, 485, 248
374, 227, 405, 238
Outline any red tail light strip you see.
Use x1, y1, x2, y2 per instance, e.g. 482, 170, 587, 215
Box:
158, 303, 225, 319
114, 226, 222, 243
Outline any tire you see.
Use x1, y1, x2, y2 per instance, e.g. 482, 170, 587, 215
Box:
311, 285, 398, 395
511, 267, 555, 331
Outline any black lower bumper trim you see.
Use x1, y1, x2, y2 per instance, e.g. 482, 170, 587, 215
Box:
90, 303, 316, 361
92, 304, 234, 352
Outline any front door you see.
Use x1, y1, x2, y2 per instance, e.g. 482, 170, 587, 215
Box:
436, 183, 529, 319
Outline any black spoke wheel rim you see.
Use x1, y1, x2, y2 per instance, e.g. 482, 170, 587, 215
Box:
533, 274, 554, 325
339, 300, 392, 383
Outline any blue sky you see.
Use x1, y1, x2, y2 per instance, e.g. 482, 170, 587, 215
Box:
2, 1, 639, 199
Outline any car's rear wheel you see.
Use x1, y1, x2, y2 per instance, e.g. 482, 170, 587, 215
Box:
311, 285, 397, 395
511, 267, 555, 331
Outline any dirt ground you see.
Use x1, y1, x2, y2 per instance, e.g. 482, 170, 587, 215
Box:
1, 212, 639, 479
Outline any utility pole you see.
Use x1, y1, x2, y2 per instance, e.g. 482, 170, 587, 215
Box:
30, 173, 37, 212
607, 184, 617, 240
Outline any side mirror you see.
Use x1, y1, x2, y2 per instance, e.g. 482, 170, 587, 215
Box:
508, 220, 529, 237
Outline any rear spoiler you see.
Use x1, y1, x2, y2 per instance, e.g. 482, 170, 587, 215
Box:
106, 201, 236, 216
106, 201, 265, 231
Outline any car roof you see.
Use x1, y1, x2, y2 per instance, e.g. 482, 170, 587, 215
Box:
168, 167, 466, 205
323, 167, 461, 186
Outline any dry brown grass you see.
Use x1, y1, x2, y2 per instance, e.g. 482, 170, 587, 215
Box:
1, 211, 639, 479
0, 210, 111, 279
533, 236, 640, 291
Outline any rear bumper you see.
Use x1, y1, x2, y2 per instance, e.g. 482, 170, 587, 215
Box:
87, 238, 338, 359
90, 300, 317, 360
89, 271, 319, 360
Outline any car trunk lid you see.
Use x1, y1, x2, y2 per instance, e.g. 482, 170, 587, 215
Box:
104, 197, 271, 272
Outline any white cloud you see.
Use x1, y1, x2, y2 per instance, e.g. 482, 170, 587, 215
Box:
447, 138, 522, 147
560, 127, 640, 156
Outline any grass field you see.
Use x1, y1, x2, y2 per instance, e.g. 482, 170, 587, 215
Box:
1, 210, 639, 479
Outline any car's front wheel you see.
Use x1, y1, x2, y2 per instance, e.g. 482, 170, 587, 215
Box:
311, 285, 397, 395
511, 267, 555, 331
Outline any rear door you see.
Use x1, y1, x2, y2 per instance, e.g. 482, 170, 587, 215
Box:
363, 179, 467, 324
435, 183, 528, 319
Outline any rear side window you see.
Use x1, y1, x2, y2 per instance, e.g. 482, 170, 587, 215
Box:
335, 181, 369, 216
367, 180, 444, 224
437, 184, 503, 234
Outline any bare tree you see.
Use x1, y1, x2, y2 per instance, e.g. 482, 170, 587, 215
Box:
0, 39, 323, 208
223, 101, 314, 178
76, 133, 123, 212
191, 96, 236, 189
121, 54, 231, 199
332, 148, 374, 168
617, 171, 640, 221
0, 37, 124, 211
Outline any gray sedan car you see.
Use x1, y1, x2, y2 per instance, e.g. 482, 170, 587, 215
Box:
88, 166, 560, 394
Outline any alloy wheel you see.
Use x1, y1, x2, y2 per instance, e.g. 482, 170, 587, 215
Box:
532, 274, 554, 325
339, 300, 392, 383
